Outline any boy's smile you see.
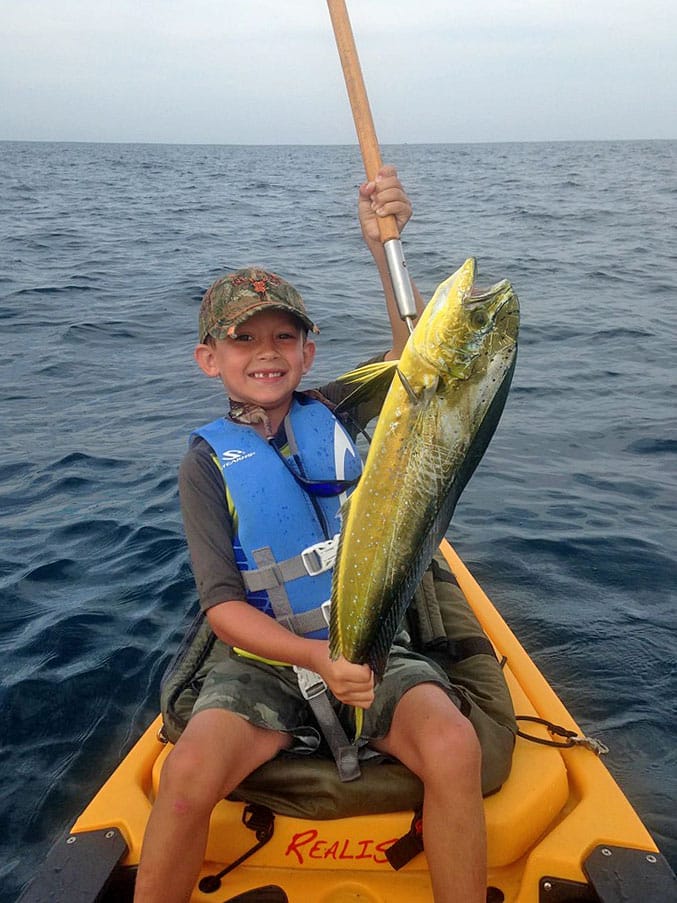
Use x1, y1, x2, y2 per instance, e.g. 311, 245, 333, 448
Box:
195, 309, 316, 433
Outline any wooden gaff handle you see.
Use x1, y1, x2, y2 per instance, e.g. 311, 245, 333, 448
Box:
326, 0, 400, 244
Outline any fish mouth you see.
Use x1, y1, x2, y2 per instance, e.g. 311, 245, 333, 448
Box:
463, 278, 513, 308
462, 279, 518, 329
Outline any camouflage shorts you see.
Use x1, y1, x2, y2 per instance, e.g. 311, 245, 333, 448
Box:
191, 640, 459, 754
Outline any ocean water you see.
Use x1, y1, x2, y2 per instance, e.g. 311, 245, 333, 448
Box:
1, 139, 675, 899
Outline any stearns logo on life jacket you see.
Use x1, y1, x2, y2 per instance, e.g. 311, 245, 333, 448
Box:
220, 449, 255, 467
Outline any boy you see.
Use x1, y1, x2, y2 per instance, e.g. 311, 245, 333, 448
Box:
134, 168, 487, 903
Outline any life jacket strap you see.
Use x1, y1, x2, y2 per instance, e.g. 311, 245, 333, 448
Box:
243, 535, 339, 592
248, 545, 334, 637
277, 599, 332, 637
294, 667, 361, 783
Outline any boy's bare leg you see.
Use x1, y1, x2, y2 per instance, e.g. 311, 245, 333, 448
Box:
370, 683, 486, 903
134, 709, 290, 903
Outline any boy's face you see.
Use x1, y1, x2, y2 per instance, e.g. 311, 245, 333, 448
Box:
195, 309, 315, 423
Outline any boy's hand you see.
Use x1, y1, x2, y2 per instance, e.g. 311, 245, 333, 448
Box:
358, 165, 413, 247
310, 643, 375, 708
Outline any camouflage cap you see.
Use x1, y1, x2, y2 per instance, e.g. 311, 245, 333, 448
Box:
198, 267, 319, 343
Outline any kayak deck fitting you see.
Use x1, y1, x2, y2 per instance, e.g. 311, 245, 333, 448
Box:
19, 541, 676, 903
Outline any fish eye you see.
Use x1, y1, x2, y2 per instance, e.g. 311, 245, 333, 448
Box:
470, 308, 490, 328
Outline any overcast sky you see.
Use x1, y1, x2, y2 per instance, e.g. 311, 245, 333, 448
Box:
1, 0, 675, 145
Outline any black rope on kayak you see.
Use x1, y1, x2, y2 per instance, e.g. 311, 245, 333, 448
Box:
198, 804, 275, 894
516, 716, 609, 756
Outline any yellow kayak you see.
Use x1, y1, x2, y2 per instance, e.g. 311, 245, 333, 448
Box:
19, 540, 676, 902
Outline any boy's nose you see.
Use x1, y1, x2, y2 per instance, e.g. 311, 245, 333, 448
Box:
256, 336, 278, 356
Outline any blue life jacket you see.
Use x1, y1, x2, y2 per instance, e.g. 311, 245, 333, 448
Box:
191, 395, 362, 639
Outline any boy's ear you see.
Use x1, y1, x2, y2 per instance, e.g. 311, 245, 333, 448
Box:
302, 338, 316, 374
194, 343, 220, 377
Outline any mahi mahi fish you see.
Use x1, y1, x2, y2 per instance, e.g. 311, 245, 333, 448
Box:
329, 257, 519, 679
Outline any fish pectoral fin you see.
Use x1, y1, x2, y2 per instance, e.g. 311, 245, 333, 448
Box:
338, 493, 352, 522
334, 360, 398, 413
396, 367, 420, 403
397, 367, 439, 403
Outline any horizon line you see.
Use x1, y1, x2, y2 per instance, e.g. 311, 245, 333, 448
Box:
2, 136, 675, 148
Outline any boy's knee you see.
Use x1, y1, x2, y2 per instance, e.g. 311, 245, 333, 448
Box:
159, 740, 223, 813
162, 740, 204, 786
419, 711, 482, 782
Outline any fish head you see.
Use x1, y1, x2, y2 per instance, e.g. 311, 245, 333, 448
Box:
411, 258, 519, 382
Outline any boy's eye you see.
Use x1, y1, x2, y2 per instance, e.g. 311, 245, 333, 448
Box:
230, 329, 299, 343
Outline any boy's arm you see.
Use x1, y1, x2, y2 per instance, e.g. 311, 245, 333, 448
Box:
358, 165, 425, 359
206, 599, 374, 708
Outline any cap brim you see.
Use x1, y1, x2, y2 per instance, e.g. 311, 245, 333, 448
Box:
207, 301, 319, 340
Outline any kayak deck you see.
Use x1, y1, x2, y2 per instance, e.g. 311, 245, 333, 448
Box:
21, 541, 676, 902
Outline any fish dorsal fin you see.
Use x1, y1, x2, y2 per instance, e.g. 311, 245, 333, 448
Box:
334, 360, 398, 413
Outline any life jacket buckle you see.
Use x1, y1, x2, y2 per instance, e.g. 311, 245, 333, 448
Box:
301, 534, 339, 576
293, 666, 328, 700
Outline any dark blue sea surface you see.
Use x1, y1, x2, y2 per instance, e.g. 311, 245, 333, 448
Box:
1, 140, 675, 898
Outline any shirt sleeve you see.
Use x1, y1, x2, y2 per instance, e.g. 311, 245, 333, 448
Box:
178, 439, 247, 612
